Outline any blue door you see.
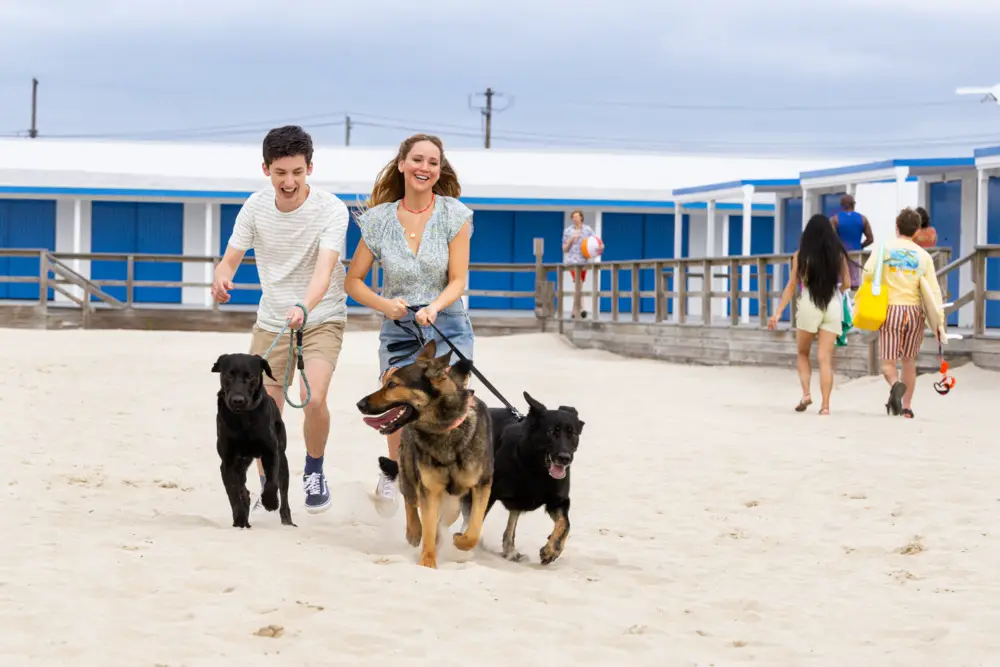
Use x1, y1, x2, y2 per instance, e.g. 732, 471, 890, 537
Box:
928, 180, 962, 326
90, 202, 183, 303
599, 212, 644, 313
0, 199, 56, 300
468, 210, 514, 310
219, 202, 261, 306
511, 211, 563, 311
780, 197, 803, 322
135, 203, 183, 304
727, 214, 775, 318
987, 177, 1000, 329
821, 192, 847, 218
90, 202, 138, 303
641, 213, 675, 314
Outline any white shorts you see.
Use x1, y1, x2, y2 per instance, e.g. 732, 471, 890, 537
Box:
795, 288, 843, 336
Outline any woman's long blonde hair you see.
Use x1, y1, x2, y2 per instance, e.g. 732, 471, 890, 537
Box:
360, 133, 461, 212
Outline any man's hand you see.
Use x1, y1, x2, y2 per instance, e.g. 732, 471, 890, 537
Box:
211, 271, 234, 304
285, 305, 306, 329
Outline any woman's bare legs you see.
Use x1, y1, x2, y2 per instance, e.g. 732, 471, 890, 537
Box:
815, 329, 838, 414
795, 329, 815, 410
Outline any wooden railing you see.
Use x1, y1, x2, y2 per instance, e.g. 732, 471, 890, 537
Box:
545, 243, 1000, 337
1, 243, 997, 336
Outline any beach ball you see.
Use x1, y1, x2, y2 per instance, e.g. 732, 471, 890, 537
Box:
581, 235, 604, 260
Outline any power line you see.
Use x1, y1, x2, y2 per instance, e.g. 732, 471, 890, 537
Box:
530, 95, 969, 112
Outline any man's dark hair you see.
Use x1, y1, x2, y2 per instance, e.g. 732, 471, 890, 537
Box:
915, 206, 931, 229
896, 207, 921, 237
262, 125, 314, 167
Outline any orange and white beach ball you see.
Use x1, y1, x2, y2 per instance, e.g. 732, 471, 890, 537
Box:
581, 235, 604, 260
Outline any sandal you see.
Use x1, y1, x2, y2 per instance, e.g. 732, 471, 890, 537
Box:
885, 382, 906, 416
795, 396, 813, 412
901, 408, 914, 419
818, 407, 830, 415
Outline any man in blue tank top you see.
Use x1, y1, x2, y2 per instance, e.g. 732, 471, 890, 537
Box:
830, 194, 873, 289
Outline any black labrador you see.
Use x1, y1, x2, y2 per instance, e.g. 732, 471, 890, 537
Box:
212, 352, 295, 528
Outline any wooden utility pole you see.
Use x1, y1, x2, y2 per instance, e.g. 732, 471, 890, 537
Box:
345, 115, 352, 146
469, 87, 512, 149
29, 78, 38, 138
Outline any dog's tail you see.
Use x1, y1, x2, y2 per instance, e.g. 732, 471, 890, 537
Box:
377, 456, 399, 481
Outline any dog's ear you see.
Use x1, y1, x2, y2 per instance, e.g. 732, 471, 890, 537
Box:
212, 354, 228, 373
255, 355, 276, 382
418, 339, 437, 361
524, 391, 547, 413
426, 349, 453, 380
448, 357, 473, 385
557, 405, 578, 417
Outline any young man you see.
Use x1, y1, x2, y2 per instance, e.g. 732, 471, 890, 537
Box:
211, 125, 349, 514
862, 207, 944, 419
830, 194, 874, 290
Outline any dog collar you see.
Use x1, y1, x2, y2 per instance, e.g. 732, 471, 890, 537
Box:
444, 410, 469, 431
443, 394, 475, 432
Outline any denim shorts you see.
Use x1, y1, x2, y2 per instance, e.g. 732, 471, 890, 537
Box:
377, 303, 475, 381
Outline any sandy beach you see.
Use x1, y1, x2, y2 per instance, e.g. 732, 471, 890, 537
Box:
0, 326, 997, 666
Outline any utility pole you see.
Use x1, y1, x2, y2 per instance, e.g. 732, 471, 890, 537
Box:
469, 87, 512, 149
345, 114, 352, 146
29, 78, 39, 138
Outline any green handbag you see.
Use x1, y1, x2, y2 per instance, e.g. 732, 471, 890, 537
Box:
836, 291, 853, 348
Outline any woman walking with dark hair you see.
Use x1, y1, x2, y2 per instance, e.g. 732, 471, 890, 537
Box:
769, 214, 853, 415
346, 133, 475, 515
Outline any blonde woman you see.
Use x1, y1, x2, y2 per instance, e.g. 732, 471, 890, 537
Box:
345, 133, 474, 515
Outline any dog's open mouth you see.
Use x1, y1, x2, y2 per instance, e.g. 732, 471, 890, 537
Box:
546, 456, 570, 479
362, 404, 414, 434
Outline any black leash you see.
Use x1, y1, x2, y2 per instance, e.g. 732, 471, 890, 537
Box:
386, 305, 524, 421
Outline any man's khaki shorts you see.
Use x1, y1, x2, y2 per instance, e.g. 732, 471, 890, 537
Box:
249, 321, 345, 386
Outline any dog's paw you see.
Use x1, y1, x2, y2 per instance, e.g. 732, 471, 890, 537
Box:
418, 552, 438, 569
502, 550, 526, 563
280, 514, 297, 527
405, 524, 422, 547
539, 544, 561, 565
261, 484, 279, 512
452, 531, 479, 552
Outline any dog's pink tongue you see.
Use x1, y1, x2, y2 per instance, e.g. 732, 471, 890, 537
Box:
548, 463, 567, 479
362, 406, 404, 431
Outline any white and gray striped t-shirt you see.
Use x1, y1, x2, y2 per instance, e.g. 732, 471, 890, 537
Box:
227, 186, 349, 333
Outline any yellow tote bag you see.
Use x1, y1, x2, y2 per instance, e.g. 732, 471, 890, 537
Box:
852, 241, 889, 331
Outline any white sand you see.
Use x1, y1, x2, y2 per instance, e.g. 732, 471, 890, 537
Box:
0, 326, 998, 666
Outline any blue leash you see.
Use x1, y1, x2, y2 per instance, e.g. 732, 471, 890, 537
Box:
259, 302, 311, 409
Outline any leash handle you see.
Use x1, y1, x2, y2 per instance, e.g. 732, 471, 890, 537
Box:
933, 333, 955, 396
405, 305, 524, 420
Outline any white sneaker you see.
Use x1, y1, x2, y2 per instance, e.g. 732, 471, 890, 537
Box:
374, 472, 399, 517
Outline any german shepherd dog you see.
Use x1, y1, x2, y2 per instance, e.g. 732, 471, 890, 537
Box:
461, 392, 583, 565
356, 340, 493, 569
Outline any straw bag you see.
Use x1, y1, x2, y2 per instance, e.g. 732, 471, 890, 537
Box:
852, 242, 889, 331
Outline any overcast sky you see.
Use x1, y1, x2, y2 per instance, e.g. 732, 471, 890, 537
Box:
1, 0, 999, 157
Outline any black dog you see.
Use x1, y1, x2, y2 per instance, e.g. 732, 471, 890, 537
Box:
212, 353, 295, 529
460, 391, 584, 564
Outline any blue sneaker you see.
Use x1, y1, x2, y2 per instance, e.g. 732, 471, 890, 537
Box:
302, 471, 331, 514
